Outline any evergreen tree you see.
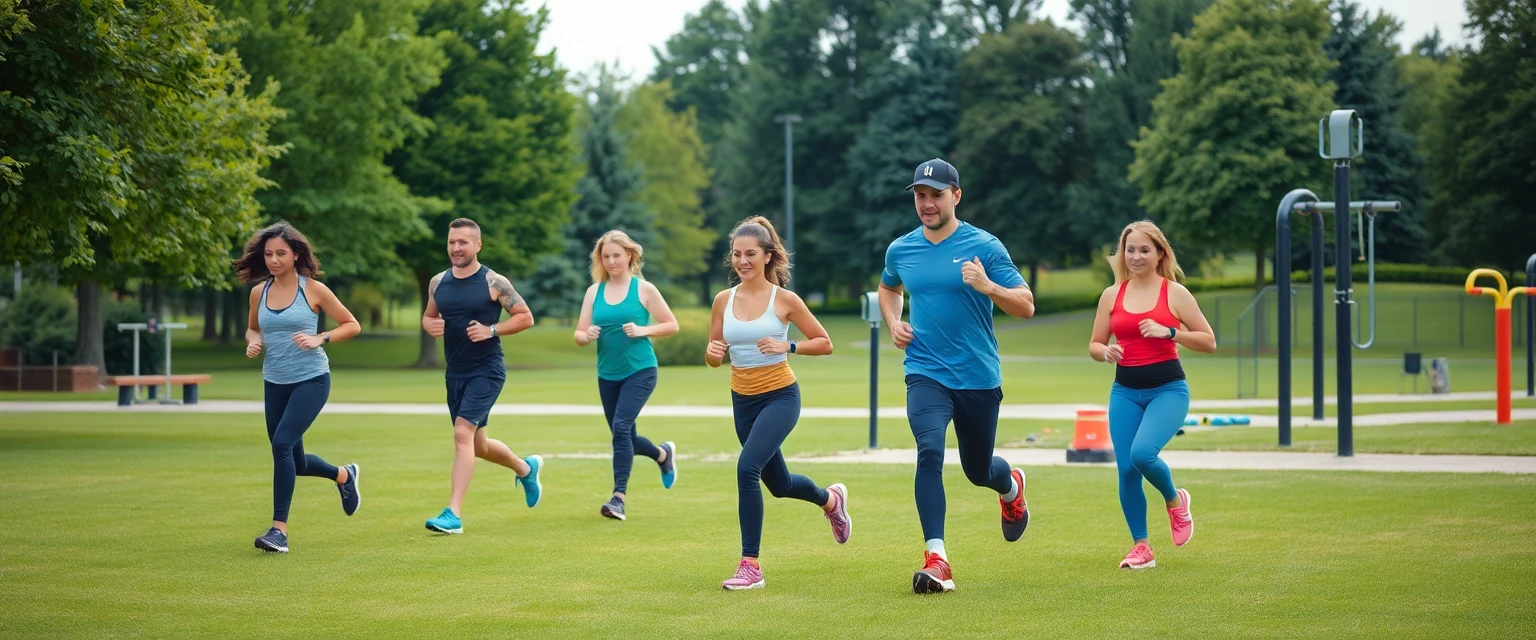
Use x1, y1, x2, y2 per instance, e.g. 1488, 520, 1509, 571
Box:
528, 67, 654, 321
846, 14, 966, 280
1316, 0, 1426, 265
1425, 0, 1535, 271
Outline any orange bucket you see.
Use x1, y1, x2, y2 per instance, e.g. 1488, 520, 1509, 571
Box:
1067, 409, 1114, 463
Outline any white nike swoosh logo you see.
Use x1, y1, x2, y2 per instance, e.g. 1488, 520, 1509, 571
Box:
952, 258, 964, 263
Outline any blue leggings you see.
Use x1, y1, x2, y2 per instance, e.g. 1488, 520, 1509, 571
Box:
1108, 380, 1189, 541
264, 373, 339, 523
732, 383, 829, 558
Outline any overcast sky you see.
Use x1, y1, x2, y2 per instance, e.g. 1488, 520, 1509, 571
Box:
537, 0, 1471, 80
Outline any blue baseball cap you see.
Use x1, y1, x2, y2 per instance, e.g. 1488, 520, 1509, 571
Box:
906, 158, 960, 191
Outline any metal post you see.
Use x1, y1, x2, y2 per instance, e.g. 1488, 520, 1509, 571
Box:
774, 114, 801, 290
163, 325, 174, 403
1275, 188, 1318, 446
869, 323, 879, 449
1310, 210, 1325, 422
1334, 160, 1354, 458
52, 350, 58, 392
1527, 253, 1534, 397
132, 327, 141, 402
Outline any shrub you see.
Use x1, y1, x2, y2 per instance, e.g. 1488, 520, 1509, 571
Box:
653, 307, 711, 367
0, 284, 76, 364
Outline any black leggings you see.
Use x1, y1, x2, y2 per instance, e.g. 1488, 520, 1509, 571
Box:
907, 374, 1012, 541
598, 367, 662, 494
265, 373, 339, 522
732, 383, 828, 558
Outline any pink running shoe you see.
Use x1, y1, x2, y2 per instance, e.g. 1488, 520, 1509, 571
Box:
722, 558, 765, 591
1119, 543, 1155, 570
823, 483, 851, 544
1168, 488, 1193, 547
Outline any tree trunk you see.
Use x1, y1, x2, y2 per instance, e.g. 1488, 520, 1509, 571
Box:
202, 287, 218, 341
414, 267, 440, 368
75, 280, 105, 377
151, 283, 166, 321
219, 289, 235, 345
235, 286, 248, 337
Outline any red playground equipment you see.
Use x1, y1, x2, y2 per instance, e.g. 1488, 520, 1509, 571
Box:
1465, 269, 1529, 425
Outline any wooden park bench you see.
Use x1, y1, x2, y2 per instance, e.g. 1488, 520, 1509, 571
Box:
105, 374, 212, 406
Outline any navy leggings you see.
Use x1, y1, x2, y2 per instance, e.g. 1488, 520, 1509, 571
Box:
264, 373, 339, 522
732, 383, 829, 558
598, 367, 662, 494
907, 375, 1013, 541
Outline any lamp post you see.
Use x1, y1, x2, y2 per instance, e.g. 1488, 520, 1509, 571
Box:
774, 113, 801, 290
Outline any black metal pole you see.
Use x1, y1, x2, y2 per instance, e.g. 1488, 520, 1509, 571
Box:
869, 323, 879, 448
1275, 189, 1317, 446
1334, 161, 1354, 457
1527, 253, 1534, 397
1311, 210, 1325, 421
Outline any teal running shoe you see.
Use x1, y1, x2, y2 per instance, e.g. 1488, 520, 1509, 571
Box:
659, 441, 678, 489
518, 455, 543, 508
425, 508, 462, 534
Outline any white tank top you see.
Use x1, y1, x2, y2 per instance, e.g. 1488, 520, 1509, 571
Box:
722, 285, 790, 369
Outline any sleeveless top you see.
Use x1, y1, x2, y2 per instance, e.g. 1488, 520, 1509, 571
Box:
592, 277, 658, 380
259, 276, 329, 384
722, 285, 796, 395
437, 264, 506, 380
1110, 278, 1185, 389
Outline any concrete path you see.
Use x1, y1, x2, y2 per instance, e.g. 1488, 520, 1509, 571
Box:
782, 447, 1536, 474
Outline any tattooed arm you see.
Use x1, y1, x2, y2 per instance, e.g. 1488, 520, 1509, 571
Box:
422, 272, 446, 337
485, 270, 534, 338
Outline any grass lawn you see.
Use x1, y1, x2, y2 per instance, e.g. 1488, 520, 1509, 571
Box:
1, 413, 1533, 638
989, 419, 1536, 456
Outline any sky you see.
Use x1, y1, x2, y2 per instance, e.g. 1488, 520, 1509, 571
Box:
536, 0, 1472, 80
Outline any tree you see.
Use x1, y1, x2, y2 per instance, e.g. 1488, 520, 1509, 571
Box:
528, 67, 654, 322
846, 13, 965, 280
388, 0, 579, 367
1424, 0, 1535, 271
211, 0, 448, 279
954, 19, 1091, 280
951, 0, 1035, 34
1130, 0, 1336, 290
1319, 1, 1426, 265
1067, 0, 1212, 275
614, 80, 716, 284
1, 0, 283, 370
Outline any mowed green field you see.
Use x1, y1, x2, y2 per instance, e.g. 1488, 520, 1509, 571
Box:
1, 413, 1534, 638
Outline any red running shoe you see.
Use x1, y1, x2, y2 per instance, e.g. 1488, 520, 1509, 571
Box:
913, 551, 956, 594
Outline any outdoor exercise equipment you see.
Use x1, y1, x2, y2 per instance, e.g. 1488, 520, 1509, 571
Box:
861, 291, 882, 448
116, 319, 187, 404
1273, 110, 1400, 457
1465, 269, 1528, 424
1527, 253, 1534, 397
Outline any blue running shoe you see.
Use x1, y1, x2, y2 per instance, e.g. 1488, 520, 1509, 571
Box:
518, 455, 543, 508
255, 527, 288, 553
425, 508, 462, 534
337, 463, 360, 516
659, 441, 678, 489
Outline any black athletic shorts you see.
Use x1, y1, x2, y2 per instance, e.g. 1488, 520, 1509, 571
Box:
446, 375, 504, 428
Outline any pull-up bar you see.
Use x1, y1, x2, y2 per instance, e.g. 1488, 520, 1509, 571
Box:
1292, 201, 1401, 214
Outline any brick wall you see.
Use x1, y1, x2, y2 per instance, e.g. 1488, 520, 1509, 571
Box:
0, 366, 102, 392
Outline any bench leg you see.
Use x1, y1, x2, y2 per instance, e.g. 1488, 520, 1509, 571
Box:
183, 383, 199, 405
147, 385, 158, 400
118, 386, 132, 407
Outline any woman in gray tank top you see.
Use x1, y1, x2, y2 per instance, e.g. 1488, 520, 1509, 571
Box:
235, 222, 364, 555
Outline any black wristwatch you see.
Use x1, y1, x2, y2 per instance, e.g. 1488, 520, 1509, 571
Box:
322, 332, 331, 344
1166, 327, 1176, 340
789, 340, 797, 354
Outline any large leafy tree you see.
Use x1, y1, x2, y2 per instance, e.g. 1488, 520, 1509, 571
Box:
388, 0, 579, 367
1318, 0, 1426, 265
211, 0, 447, 278
1, 0, 283, 369
1130, 0, 1336, 289
954, 19, 1091, 280
614, 80, 715, 285
1424, 0, 1534, 271
528, 67, 654, 322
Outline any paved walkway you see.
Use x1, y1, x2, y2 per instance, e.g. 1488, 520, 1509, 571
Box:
783, 447, 1536, 474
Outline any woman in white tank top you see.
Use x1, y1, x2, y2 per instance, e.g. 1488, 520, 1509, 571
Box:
704, 216, 852, 591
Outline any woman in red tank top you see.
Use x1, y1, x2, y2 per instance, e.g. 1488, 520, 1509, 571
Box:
1088, 220, 1217, 570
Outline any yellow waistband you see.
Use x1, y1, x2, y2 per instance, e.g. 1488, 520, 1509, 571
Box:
730, 361, 796, 395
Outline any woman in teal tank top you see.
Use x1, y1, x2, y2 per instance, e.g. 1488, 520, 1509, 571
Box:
574, 230, 682, 521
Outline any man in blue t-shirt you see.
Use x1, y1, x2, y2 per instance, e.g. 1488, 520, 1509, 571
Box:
878, 158, 1037, 594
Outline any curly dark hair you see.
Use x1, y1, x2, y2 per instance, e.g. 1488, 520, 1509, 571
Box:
234, 222, 322, 282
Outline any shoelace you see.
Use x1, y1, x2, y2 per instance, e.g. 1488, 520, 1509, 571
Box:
735, 561, 759, 580
1170, 507, 1191, 525
923, 555, 946, 572
1002, 498, 1024, 521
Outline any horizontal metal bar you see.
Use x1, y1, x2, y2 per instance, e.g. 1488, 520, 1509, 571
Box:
1293, 200, 1401, 214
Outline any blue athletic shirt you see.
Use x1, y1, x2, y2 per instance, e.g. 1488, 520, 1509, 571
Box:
881, 221, 1026, 390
